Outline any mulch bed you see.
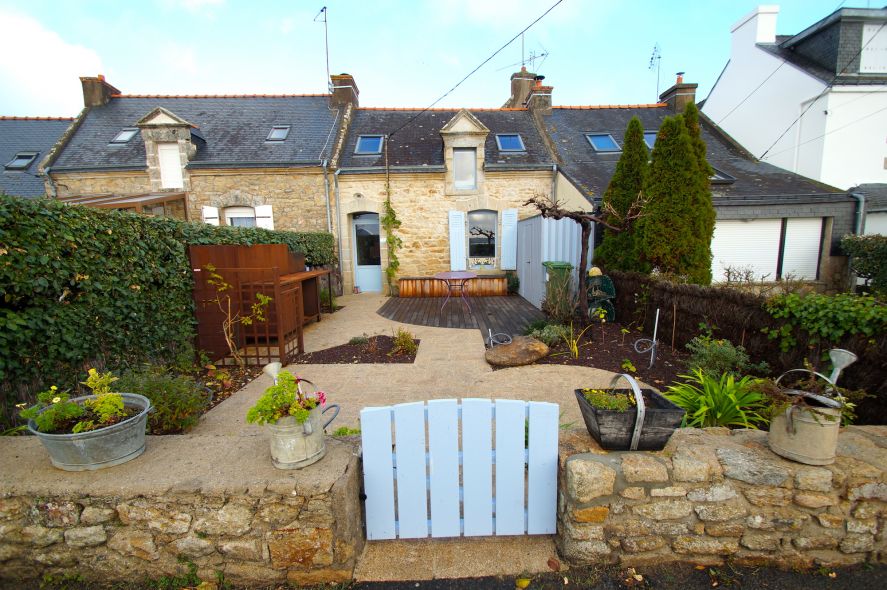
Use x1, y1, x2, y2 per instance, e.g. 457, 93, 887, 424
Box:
292, 335, 419, 364
202, 364, 263, 411
533, 321, 689, 390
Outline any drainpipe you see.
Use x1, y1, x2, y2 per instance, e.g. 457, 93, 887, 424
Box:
334, 169, 345, 284
550, 163, 557, 201
322, 159, 332, 233
850, 192, 865, 235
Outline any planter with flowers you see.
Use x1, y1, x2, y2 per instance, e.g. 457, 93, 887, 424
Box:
246, 363, 339, 469
20, 369, 151, 471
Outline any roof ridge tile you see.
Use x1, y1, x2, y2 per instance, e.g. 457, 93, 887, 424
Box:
0, 116, 74, 121
109, 93, 330, 99
554, 103, 667, 110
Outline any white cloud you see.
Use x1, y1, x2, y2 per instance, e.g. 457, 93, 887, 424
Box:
160, 0, 225, 13
0, 10, 104, 116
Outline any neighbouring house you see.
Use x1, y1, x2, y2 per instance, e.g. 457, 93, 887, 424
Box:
542, 75, 855, 289
42, 74, 352, 230
851, 183, 887, 235
1, 117, 73, 198
702, 4, 887, 190
332, 79, 592, 295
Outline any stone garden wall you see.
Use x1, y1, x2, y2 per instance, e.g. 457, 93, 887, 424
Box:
0, 435, 363, 587
558, 426, 887, 568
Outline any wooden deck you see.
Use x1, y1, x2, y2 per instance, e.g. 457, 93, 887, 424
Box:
377, 295, 545, 338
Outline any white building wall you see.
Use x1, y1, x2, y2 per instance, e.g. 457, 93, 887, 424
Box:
820, 88, 887, 189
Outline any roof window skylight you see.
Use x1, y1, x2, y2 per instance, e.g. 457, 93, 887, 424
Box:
355, 135, 384, 154
267, 126, 290, 141
4, 151, 38, 170
496, 134, 526, 151
110, 128, 139, 144
643, 131, 658, 149
585, 133, 620, 152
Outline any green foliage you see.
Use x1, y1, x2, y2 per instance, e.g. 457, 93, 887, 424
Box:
147, 556, 201, 590
559, 323, 593, 359
20, 369, 128, 434
637, 107, 715, 285
842, 234, 887, 293
664, 369, 770, 429
620, 358, 637, 373
246, 371, 324, 425
390, 327, 418, 356
116, 366, 210, 434
685, 324, 769, 377
204, 264, 272, 366
506, 270, 520, 294
581, 388, 636, 412
381, 197, 402, 293
0, 195, 334, 427
332, 426, 361, 436
542, 265, 576, 324
763, 293, 887, 352
348, 335, 370, 346
528, 323, 566, 347
594, 116, 649, 273
20, 387, 84, 433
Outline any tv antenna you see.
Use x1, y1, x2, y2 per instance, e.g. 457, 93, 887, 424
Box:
649, 43, 661, 100
497, 40, 550, 72
315, 6, 330, 91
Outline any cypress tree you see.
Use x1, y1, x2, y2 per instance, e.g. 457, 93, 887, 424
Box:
682, 102, 716, 283
637, 115, 713, 284
593, 116, 649, 273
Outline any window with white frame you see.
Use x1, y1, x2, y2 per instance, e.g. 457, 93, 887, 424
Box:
225, 206, 257, 228
453, 147, 477, 190
495, 134, 525, 151
585, 133, 620, 152
355, 135, 384, 154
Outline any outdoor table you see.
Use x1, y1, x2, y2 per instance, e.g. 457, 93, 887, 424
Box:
433, 271, 477, 313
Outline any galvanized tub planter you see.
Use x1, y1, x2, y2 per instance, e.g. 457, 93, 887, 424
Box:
575, 373, 685, 451
27, 393, 151, 471
768, 369, 844, 466
267, 404, 339, 470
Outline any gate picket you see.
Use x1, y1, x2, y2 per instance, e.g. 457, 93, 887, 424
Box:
462, 398, 493, 536
527, 402, 559, 534
428, 400, 460, 537
360, 406, 396, 540
494, 399, 527, 535
393, 402, 428, 538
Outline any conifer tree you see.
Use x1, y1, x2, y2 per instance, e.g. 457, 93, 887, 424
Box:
637, 115, 714, 284
682, 102, 716, 283
593, 117, 649, 273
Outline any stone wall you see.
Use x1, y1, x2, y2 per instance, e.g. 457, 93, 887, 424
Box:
559, 426, 887, 569
0, 436, 363, 587
52, 171, 152, 198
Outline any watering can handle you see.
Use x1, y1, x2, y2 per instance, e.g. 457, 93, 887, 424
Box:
322, 404, 340, 430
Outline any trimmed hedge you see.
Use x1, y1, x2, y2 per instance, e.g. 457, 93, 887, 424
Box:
0, 196, 335, 426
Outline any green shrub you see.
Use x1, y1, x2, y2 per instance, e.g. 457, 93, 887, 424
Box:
506, 271, 520, 294
390, 328, 418, 356
0, 195, 334, 427
116, 366, 210, 434
841, 234, 887, 294
685, 326, 768, 377
332, 426, 361, 436
348, 335, 369, 346
664, 369, 770, 429
581, 388, 636, 412
528, 324, 566, 347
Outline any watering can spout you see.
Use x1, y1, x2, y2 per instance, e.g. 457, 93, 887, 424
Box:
828, 349, 857, 386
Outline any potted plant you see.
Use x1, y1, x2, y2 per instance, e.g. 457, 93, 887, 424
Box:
757, 350, 860, 466
20, 369, 151, 471
574, 373, 685, 451
246, 363, 339, 469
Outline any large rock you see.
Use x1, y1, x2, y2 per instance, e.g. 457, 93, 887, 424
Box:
716, 447, 789, 486
484, 336, 548, 367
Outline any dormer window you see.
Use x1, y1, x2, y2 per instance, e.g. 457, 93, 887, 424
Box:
495, 134, 525, 152
710, 168, 736, 184
266, 126, 290, 141
110, 128, 139, 144
586, 134, 620, 152
5, 151, 38, 170
355, 135, 384, 154
643, 131, 657, 149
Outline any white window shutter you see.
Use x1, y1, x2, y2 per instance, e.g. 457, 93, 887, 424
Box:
448, 210, 467, 271
500, 208, 518, 270
255, 205, 274, 230
201, 206, 219, 226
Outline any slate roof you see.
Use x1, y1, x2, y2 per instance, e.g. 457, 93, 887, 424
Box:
51, 95, 340, 171
0, 117, 73, 197
543, 105, 845, 206
338, 108, 553, 170
757, 42, 887, 86
852, 183, 887, 211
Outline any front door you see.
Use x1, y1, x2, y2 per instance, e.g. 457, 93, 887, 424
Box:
353, 213, 382, 293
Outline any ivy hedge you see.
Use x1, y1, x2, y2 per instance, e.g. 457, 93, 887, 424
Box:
0, 196, 335, 426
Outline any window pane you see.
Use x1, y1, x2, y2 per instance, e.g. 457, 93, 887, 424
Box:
355, 217, 381, 266
267, 126, 290, 141
229, 217, 257, 228
643, 132, 657, 149
468, 209, 496, 257
586, 134, 620, 152
453, 148, 476, 189
497, 134, 524, 151
356, 135, 383, 153
111, 129, 138, 143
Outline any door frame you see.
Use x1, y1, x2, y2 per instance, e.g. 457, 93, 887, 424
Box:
352, 212, 383, 293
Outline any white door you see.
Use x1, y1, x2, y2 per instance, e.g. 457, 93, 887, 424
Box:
517, 216, 544, 308
353, 213, 382, 293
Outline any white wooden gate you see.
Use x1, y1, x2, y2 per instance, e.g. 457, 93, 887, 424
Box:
360, 399, 559, 540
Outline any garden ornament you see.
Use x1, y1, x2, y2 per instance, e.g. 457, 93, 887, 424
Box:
487, 328, 512, 348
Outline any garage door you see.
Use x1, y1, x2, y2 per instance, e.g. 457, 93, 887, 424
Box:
865, 212, 887, 235
711, 219, 781, 282
782, 218, 822, 280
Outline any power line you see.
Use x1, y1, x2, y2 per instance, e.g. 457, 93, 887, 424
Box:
760, 20, 886, 160
716, 61, 784, 125
388, 0, 564, 139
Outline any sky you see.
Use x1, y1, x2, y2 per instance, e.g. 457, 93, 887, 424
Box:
0, 0, 872, 117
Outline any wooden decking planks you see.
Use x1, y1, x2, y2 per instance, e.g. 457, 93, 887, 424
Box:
377, 295, 545, 338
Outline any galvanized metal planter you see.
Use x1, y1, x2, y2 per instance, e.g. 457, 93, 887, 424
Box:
28, 393, 151, 471
266, 404, 339, 470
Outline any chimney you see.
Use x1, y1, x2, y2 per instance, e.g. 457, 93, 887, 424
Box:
80, 74, 120, 108
659, 72, 697, 112
731, 5, 779, 55
503, 66, 536, 108
330, 73, 359, 107
525, 75, 553, 115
